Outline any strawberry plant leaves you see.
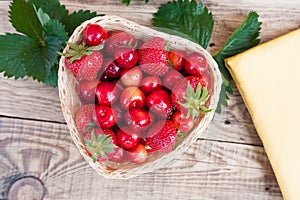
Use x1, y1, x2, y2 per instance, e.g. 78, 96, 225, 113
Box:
29, 0, 68, 23
216, 83, 229, 114
44, 65, 59, 87
152, 0, 214, 49
23, 36, 62, 82
35, 7, 50, 26
213, 11, 261, 81
43, 20, 69, 44
9, 0, 44, 42
213, 11, 261, 113
63, 10, 99, 35
0, 33, 35, 79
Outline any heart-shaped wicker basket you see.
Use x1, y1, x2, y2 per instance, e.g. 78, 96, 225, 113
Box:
58, 15, 222, 179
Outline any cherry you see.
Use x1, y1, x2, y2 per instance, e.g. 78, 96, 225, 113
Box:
117, 126, 140, 149
114, 47, 139, 69
124, 108, 152, 131
103, 58, 122, 78
79, 80, 99, 103
163, 69, 183, 90
185, 52, 208, 76
84, 24, 108, 46
172, 110, 194, 133
146, 89, 173, 119
95, 81, 119, 106
120, 66, 143, 87
120, 87, 146, 109
168, 50, 185, 71
93, 106, 117, 129
140, 76, 162, 95
127, 144, 148, 164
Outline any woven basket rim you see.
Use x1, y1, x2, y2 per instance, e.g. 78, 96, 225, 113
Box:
58, 15, 223, 179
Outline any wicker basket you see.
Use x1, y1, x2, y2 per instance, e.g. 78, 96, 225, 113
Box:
58, 15, 222, 179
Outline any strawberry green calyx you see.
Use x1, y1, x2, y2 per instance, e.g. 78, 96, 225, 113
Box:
179, 82, 212, 119
84, 122, 98, 133
84, 130, 117, 162
60, 42, 103, 64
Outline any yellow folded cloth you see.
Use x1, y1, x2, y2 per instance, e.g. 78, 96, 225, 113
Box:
225, 29, 300, 200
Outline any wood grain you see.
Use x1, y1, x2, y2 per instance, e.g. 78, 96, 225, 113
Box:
0, 117, 281, 200
2, 0, 299, 199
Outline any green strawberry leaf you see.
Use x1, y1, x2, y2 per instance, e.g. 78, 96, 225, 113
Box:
63, 10, 99, 35
44, 65, 59, 87
216, 83, 229, 114
35, 7, 50, 26
9, 0, 44, 42
23, 36, 62, 82
214, 11, 261, 113
213, 11, 261, 81
29, 0, 68, 23
43, 20, 69, 44
0, 33, 35, 79
152, 0, 214, 49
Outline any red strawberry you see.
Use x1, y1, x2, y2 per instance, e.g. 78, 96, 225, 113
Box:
85, 128, 117, 145
75, 104, 94, 133
63, 43, 103, 81
139, 37, 169, 76
171, 76, 211, 119
105, 31, 137, 55
146, 120, 177, 152
85, 128, 124, 162
84, 129, 118, 162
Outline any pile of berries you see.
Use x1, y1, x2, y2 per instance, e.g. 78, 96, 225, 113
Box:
63, 23, 212, 164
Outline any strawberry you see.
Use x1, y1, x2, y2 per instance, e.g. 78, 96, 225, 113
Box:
85, 128, 117, 145
139, 37, 169, 76
75, 104, 95, 133
146, 120, 177, 152
84, 129, 118, 162
105, 31, 137, 55
63, 43, 103, 81
171, 76, 211, 119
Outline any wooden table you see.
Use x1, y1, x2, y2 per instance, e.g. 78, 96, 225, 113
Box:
0, 0, 299, 199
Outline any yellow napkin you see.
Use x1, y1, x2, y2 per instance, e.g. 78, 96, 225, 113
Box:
225, 29, 300, 200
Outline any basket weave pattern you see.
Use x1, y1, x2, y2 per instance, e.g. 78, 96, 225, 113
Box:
58, 15, 222, 179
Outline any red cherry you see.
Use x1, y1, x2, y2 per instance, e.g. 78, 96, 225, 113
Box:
84, 24, 108, 46
146, 89, 173, 119
168, 50, 185, 71
95, 81, 119, 106
120, 87, 146, 109
185, 52, 208, 76
127, 144, 148, 164
93, 106, 117, 129
140, 76, 162, 95
120, 66, 143, 87
172, 110, 194, 133
114, 47, 139, 69
79, 80, 99, 103
117, 126, 140, 149
163, 69, 183, 90
124, 108, 152, 131
103, 58, 122, 78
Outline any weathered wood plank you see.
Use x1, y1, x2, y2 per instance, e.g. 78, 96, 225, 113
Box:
0, 117, 281, 199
